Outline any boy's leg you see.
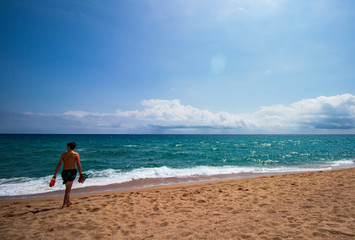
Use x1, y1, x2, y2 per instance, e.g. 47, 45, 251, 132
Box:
62, 181, 74, 208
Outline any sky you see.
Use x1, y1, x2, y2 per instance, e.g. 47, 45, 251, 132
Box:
0, 0, 354, 134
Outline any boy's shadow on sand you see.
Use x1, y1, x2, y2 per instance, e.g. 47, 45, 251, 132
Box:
29, 208, 57, 214
3, 208, 57, 218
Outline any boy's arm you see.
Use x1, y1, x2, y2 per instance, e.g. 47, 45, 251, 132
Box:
75, 153, 83, 175
53, 154, 63, 178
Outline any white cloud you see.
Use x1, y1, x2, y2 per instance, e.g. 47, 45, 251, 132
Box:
2, 94, 355, 133
23, 112, 35, 116
63, 111, 105, 118
249, 94, 355, 131
59, 93, 355, 132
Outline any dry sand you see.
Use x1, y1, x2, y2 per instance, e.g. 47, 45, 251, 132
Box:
1, 168, 354, 240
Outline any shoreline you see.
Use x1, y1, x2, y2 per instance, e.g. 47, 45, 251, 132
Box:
1, 165, 348, 200
1, 168, 354, 239
1, 171, 281, 201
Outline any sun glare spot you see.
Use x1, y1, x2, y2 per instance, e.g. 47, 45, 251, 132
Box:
211, 54, 227, 74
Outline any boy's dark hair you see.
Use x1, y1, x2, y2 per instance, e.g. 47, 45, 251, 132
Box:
67, 142, 76, 150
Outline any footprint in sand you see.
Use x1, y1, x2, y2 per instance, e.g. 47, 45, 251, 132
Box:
266, 209, 276, 214
153, 205, 159, 212
160, 222, 169, 227
87, 207, 100, 212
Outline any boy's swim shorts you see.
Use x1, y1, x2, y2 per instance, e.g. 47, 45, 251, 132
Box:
62, 169, 77, 184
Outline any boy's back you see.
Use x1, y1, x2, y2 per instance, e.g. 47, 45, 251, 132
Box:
61, 151, 79, 170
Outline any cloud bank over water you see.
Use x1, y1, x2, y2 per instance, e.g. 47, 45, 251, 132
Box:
1, 94, 355, 134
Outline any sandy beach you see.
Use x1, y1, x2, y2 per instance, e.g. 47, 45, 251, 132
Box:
1, 168, 354, 239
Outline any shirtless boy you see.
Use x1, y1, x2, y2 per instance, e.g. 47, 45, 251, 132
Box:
53, 142, 83, 208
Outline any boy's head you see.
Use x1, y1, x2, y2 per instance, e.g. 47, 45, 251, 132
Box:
67, 142, 76, 150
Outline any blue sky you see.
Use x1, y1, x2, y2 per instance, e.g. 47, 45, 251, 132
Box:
0, 0, 354, 133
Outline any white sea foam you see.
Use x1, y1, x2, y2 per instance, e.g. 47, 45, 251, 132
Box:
0, 160, 354, 197
329, 159, 355, 168
124, 145, 137, 148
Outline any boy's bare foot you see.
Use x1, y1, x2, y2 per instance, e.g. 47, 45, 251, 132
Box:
61, 202, 72, 209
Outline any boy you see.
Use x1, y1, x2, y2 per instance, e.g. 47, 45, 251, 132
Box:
52, 142, 83, 208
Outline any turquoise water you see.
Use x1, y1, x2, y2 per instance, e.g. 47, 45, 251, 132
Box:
0, 134, 354, 196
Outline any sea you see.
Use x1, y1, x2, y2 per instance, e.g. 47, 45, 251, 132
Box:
0, 134, 354, 199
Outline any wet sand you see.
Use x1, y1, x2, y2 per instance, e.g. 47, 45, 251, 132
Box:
1, 168, 354, 239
